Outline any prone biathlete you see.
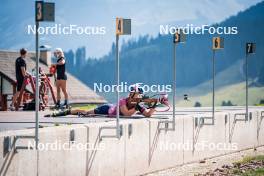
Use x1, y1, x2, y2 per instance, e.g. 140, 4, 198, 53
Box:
48, 85, 156, 118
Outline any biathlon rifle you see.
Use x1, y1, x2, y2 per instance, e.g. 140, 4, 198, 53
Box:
128, 93, 170, 110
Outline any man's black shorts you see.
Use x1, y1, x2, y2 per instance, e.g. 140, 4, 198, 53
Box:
17, 80, 24, 91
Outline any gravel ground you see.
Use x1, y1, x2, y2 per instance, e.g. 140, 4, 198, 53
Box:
145, 146, 264, 176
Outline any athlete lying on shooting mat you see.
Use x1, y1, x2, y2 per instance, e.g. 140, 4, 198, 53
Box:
46, 85, 169, 118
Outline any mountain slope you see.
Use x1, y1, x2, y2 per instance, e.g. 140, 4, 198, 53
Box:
66, 1, 264, 89
176, 82, 264, 107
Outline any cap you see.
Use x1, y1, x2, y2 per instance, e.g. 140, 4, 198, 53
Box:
130, 84, 144, 94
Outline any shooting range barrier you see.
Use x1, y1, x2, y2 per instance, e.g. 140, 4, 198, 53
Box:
0, 107, 264, 176
33, 0, 55, 149
98, 17, 132, 141
100, 21, 186, 138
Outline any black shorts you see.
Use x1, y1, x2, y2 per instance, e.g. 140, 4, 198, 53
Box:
17, 80, 24, 91
57, 74, 67, 80
94, 104, 110, 115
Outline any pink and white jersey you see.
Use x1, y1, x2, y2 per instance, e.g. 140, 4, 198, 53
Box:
108, 98, 128, 115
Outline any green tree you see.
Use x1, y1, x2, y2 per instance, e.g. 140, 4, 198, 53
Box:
222, 100, 235, 106
194, 102, 202, 107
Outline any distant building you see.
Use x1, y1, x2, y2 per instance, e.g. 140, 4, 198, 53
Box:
0, 49, 106, 111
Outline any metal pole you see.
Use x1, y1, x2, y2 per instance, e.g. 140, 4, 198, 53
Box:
212, 50, 215, 125
116, 34, 120, 138
35, 21, 39, 148
246, 53, 248, 120
173, 43, 176, 130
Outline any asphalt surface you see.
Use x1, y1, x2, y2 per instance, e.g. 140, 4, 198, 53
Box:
0, 106, 263, 132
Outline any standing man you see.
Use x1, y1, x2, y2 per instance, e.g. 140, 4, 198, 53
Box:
10, 48, 28, 110
53, 48, 69, 108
